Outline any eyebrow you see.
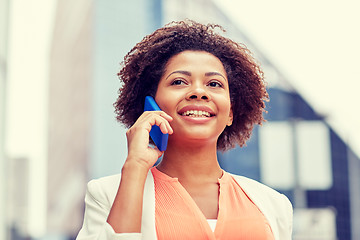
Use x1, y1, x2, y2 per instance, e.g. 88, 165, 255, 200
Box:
205, 72, 227, 81
165, 70, 191, 79
165, 70, 227, 81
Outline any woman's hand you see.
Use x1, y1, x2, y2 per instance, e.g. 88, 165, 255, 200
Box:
107, 111, 173, 233
125, 111, 173, 171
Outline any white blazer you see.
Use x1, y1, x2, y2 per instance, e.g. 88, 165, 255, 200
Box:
76, 171, 293, 240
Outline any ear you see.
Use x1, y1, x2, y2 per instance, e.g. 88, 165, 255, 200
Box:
227, 107, 233, 126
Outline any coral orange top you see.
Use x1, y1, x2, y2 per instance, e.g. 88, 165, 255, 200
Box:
151, 167, 274, 240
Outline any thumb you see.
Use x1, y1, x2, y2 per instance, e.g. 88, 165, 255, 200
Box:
153, 146, 164, 159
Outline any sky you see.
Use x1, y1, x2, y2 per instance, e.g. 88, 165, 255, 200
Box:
214, 0, 360, 157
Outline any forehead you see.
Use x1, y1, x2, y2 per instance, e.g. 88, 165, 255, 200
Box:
164, 50, 226, 75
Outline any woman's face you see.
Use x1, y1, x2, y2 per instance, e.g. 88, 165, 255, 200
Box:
155, 50, 233, 146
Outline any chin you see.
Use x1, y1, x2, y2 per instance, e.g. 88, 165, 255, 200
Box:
172, 132, 219, 144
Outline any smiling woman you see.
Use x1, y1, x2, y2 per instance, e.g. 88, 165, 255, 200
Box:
115, 20, 268, 150
155, 51, 232, 144
76, 20, 293, 240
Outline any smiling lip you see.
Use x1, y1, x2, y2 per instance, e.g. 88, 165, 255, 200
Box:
178, 105, 215, 122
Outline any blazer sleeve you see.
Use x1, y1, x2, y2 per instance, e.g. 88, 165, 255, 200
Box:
76, 177, 142, 240
278, 193, 293, 240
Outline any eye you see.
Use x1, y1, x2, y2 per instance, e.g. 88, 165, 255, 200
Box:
208, 80, 223, 88
171, 79, 187, 85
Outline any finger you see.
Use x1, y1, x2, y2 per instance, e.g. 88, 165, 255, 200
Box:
147, 115, 173, 135
159, 111, 173, 122
153, 116, 174, 134
158, 120, 173, 135
153, 145, 164, 158
140, 112, 173, 134
143, 110, 173, 122
157, 112, 173, 134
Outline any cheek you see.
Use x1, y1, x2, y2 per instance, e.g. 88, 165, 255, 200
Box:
155, 93, 173, 114
218, 95, 232, 112
154, 85, 167, 107
154, 96, 166, 110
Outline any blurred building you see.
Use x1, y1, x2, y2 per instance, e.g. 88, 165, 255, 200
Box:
0, 0, 9, 239
2, 0, 359, 239
47, 0, 93, 237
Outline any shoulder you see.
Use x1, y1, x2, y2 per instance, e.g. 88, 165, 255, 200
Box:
85, 171, 155, 209
230, 173, 293, 218
85, 174, 122, 209
229, 173, 293, 237
88, 174, 122, 188
231, 174, 282, 198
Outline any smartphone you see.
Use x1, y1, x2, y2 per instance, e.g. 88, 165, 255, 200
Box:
144, 96, 168, 151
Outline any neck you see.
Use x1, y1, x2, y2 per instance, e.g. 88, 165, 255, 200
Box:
156, 140, 222, 183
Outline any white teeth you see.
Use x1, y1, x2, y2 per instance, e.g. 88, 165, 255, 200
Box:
181, 110, 211, 117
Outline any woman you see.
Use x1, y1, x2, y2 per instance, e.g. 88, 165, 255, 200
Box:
76, 20, 293, 240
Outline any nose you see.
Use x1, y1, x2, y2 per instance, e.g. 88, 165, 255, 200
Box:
185, 85, 211, 101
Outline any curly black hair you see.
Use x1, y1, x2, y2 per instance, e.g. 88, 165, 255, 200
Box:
114, 20, 268, 151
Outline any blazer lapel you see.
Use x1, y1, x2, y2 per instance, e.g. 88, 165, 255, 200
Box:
141, 171, 157, 240
231, 175, 280, 240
